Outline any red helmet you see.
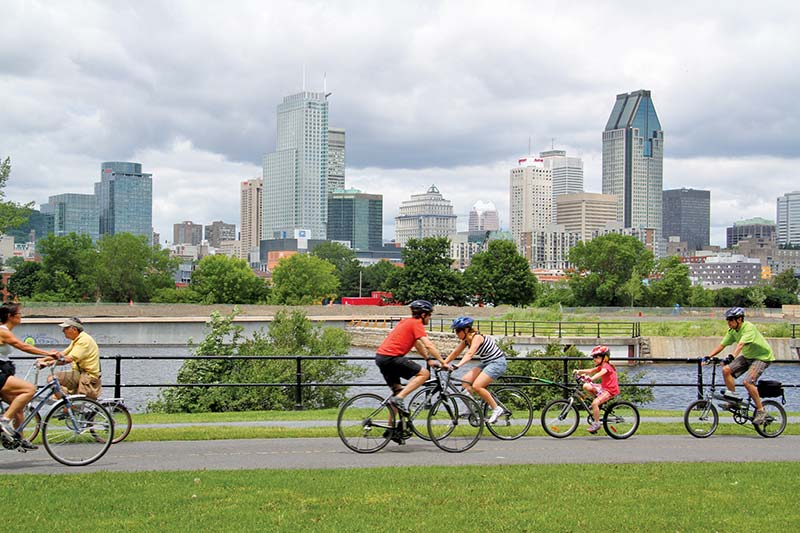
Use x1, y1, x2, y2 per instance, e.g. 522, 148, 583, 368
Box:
590, 345, 610, 359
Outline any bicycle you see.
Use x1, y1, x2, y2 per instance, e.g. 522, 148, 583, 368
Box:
537, 374, 640, 439
337, 366, 483, 453
684, 356, 787, 438
1, 365, 114, 466
6, 366, 133, 444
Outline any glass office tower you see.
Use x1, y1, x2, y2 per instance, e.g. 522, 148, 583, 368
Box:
95, 162, 153, 241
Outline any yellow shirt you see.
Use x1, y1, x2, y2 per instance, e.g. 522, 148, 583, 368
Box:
64, 331, 100, 377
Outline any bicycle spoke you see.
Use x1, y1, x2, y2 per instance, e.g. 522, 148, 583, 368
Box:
42, 398, 113, 466
337, 393, 394, 453
427, 393, 483, 452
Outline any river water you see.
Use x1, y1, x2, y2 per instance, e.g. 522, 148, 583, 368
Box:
17, 346, 797, 413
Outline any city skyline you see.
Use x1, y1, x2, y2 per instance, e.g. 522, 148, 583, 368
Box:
3, 2, 799, 247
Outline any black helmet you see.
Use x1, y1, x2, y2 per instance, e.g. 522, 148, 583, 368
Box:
409, 300, 433, 314
724, 307, 745, 320
451, 316, 474, 331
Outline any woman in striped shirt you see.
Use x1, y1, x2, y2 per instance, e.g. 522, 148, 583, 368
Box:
444, 316, 508, 424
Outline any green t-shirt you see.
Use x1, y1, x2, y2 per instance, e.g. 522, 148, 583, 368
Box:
721, 321, 774, 362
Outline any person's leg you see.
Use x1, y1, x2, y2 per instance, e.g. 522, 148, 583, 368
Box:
471, 372, 496, 408
459, 367, 481, 396
397, 368, 430, 400
1, 376, 35, 424
591, 391, 613, 424
743, 360, 770, 413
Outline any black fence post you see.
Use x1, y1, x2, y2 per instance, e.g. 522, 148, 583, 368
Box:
114, 354, 122, 399
295, 356, 303, 410
696, 359, 704, 401
562, 357, 569, 394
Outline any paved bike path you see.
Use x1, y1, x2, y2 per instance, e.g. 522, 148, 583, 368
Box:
2, 435, 800, 475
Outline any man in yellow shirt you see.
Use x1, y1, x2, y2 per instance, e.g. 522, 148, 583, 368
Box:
40, 318, 102, 399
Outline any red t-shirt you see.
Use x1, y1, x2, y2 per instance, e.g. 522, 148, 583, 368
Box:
376, 318, 428, 356
599, 362, 620, 396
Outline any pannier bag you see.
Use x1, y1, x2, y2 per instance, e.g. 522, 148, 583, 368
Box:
757, 380, 785, 402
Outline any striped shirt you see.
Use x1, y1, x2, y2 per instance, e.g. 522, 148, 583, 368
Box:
470, 334, 506, 363
0, 325, 12, 362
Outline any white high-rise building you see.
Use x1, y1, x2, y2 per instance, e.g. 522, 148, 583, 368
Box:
556, 192, 618, 243
240, 178, 263, 260
777, 191, 800, 247
468, 201, 500, 232
263, 91, 329, 240
540, 149, 583, 218
602, 90, 664, 254
394, 185, 457, 246
510, 158, 552, 249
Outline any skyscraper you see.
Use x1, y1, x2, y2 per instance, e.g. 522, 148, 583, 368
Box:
263, 91, 329, 240
509, 159, 552, 247
173, 221, 203, 246
468, 201, 500, 232
394, 185, 457, 246
204, 220, 236, 248
662, 188, 710, 251
328, 128, 345, 195
328, 188, 383, 251
555, 192, 618, 243
602, 90, 663, 251
40, 193, 99, 241
726, 218, 776, 248
95, 162, 153, 241
540, 150, 583, 218
240, 178, 263, 259
777, 191, 800, 247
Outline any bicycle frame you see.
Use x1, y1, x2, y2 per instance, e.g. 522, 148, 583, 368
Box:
535, 376, 600, 414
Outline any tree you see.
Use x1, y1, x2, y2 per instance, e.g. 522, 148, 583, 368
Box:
96, 233, 178, 302
568, 234, 654, 306
772, 269, 799, 295
387, 237, 466, 306
360, 260, 399, 296
463, 240, 538, 306
0, 156, 34, 234
33, 233, 98, 301
6, 261, 42, 299
687, 285, 714, 307
270, 253, 338, 305
311, 242, 362, 297
621, 267, 643, 307
646, 256, 691, 307
191, 254, 270, 304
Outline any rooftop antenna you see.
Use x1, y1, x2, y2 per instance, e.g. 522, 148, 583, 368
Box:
551, 137, 555, 150
302, 64, 306, 91
528, 136, 531, 157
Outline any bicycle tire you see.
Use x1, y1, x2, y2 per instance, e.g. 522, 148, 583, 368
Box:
540, 399, 579, 438
408, 386, 438, 441
42, 397, 113, 466
484, 387, 533, 440
603, 401, 640, 439
105, 402, 132, 444
683, 399, 718, 438
753, 399, 787, 438
337, 393, 394, 453
23, 405, 42, 442
427, 393, 483, 453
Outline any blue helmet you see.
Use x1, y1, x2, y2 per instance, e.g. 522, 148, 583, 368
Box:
724, 307, 745, 320
451, 316, 474, 331
408, 300, 433, 314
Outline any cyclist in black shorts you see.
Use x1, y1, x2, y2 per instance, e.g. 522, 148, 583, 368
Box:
374, 300, 447, 413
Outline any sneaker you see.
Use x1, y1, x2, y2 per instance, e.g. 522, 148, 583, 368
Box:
752, 409, 768, 425
19, 439, 38, 451
722, 390, 742, 402
587, 421, 602, 434
0, 417, 17, 438
388, 396, 408, 414
487, 406, 505, 424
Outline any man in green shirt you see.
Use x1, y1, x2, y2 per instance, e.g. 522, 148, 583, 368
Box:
706, 307, 774, 425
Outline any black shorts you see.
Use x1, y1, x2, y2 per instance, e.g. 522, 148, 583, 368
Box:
375, 354, 421, 389
0, 360, 16, 391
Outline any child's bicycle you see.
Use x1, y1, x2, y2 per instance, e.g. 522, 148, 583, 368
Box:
684, 356, 787, 438
1, 364, 114, 466
9, 365, 132, 444
337, 366, 483, 453
537, 373, 640, 439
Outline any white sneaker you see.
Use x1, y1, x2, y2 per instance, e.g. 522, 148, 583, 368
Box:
0, 417, 16, 438
487, 406, 504, 424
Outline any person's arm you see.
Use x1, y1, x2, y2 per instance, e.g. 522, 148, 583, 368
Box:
586, 367, 608, 382
707, 344, 725, 358
453, 334, 484, 369
0, 329, 59, 359
417, 336, 445, 365
443, 341, 466, 365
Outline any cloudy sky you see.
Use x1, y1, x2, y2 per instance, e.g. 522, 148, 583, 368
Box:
2, 1, 799, 246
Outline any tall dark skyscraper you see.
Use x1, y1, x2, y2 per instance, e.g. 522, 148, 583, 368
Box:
95, 162, 153, 241
662, 188, 710, 251
602, 90, 664, 252
328, 188, 382, 251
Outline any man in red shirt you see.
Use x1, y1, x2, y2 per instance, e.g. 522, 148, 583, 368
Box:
375, 300, 446, 413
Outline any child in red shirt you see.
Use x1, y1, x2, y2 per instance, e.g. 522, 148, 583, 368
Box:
574, 344, 620, 433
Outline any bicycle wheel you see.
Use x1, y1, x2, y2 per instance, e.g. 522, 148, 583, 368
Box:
485, 387, 533, 440
337, 393, 394, 453
22, 404, 42, 442
754, 399, 787, 438
427, 393, 483, 453
42, 398, 114, 466
105, 402, 132, 444
541, 399, 579, 438
603, 401, 640, 439
683, 399, 718, 438
408, 386, 439, 441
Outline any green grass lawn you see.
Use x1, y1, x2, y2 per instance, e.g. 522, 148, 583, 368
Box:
3, 463, 798, 531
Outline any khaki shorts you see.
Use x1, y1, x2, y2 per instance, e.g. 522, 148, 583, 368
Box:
727, 356, 770, 385
55, 370, 102, 400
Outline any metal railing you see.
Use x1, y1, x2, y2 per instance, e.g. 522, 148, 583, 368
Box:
424, 319, 641, 338
12, 353, 797, 409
